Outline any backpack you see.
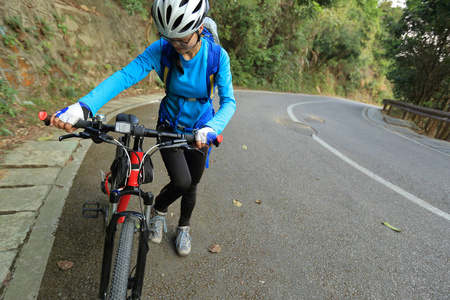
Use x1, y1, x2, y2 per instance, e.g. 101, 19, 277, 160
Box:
158, 17, 221, 133
203, 17, 220, 45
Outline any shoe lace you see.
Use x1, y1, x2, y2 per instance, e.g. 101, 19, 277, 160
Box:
149, 215, 167, 234
176, 229, 191, 248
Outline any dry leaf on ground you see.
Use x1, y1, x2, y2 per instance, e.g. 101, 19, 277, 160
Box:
255, 199, 262, 204
209, 244, 222, 253
57, 260, 74, 271
233, 199, 242, 207
38, 135, 54, 142
382, 222, 401, 232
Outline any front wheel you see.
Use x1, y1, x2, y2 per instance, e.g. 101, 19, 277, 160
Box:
108, 216, 135, 300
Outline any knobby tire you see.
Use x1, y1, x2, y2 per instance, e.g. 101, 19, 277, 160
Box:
108, 216, 135, 300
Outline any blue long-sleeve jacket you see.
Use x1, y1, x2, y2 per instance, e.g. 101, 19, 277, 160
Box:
78, 38, 236, 134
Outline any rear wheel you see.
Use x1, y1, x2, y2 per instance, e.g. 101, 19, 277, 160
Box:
108, 216, 135, 300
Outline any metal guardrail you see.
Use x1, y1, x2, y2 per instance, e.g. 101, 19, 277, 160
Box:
382, 99, 450, 141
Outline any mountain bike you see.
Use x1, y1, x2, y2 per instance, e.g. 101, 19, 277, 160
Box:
39, 111, 221, 299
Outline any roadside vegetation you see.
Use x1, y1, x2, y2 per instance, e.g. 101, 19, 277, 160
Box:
213, 0, 394, 104
0, 0, 154, 148
211, 0, 448, 112
0, 0, 448, 144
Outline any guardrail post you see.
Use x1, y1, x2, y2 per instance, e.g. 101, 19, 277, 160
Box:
436, 122, 450, 140
387, 105, 393, 116
427, 119, 438, 136
402, 111, 409, 119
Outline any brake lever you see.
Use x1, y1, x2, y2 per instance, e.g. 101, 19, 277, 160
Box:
157, 141, 203, 155
159, 143, 188, 150
183, 144, 206, 157
58, 131, 95, 141
59, 133, 81, 141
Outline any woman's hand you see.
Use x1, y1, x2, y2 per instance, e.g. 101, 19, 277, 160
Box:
50, 102, 89, 133
194, 127, 216, 149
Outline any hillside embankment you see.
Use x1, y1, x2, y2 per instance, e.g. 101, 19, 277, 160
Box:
0, 0, 161, 149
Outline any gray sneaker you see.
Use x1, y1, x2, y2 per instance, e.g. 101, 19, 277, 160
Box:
148, 207, 167, 244
175, 226, 192, 256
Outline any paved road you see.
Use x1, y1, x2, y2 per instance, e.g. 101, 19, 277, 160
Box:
38, 91, 449, 299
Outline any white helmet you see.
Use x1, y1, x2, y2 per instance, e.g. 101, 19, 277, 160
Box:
152, 0, 210, 39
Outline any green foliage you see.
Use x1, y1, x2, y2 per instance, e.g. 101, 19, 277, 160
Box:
212, 0, 316, 90
34, 16, 54, 39
57, 23, 68, 34
210, 0, 390, 103
386, 0, 449, 111
2, 15, 35, 50
7, 54, 18, 68
5, 15, 24, 32
61, 86, 79, 99
76, 40, 91, 56
0, 79, 18, 115
1, 34, 20, 48
0, 79, 19, 135
47, 78, 82, 100
110, 0, 149, 19
53, 13, 68, 34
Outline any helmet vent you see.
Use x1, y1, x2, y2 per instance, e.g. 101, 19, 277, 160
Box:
172, 15, 184, 31
193, 1, 202, 13
157, 9, 165, 29
179, 0, 189, 7
166, 5, 172, 24
180, 20, 195, 33
193, 17, 203, 30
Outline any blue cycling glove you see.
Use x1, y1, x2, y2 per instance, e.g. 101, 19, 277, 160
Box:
55, 102, 90, 125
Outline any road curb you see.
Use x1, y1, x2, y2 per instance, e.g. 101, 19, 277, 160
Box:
364, 107, 450, 156
1, 94, 163, 300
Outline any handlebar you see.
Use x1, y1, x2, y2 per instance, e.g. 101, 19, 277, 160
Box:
38, 111, 222, 146
39, 111, 91, 128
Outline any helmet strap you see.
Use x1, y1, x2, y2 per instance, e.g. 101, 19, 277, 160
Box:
185, 32, 202, 55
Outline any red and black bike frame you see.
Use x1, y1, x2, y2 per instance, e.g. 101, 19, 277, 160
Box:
99, 134, 151, 299
38, 110, 220, 300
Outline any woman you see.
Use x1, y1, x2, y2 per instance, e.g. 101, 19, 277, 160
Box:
50, 0, 236, 256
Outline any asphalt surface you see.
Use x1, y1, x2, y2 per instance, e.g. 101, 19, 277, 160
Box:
0, 91, 450, 299
37, 91, 449, 299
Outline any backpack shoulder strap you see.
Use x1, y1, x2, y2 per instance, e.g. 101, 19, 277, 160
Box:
206, 41, 221, 100
160, 40, 174, 91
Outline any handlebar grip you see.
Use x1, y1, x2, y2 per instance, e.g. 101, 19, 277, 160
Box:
206, 132, 223, 147
38, 111, 51, 126
73, 119, 91, 128
185, 134, 195, 144
38, 111, 90, 128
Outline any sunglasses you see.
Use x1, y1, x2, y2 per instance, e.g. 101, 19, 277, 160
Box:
160, 33, 196, 47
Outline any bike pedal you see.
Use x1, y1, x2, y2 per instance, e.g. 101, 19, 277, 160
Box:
82, 201, 102, 218
100, 180, 107, 194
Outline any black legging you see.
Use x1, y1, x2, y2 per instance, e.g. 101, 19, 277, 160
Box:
153, 129, 208, 227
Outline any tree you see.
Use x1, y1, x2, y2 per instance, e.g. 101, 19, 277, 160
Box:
210, 0, 392, 102
387, 0, 449, 110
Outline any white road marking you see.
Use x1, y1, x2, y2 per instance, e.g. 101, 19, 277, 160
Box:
287, 101, 332, 122
288, 102, 450, 221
